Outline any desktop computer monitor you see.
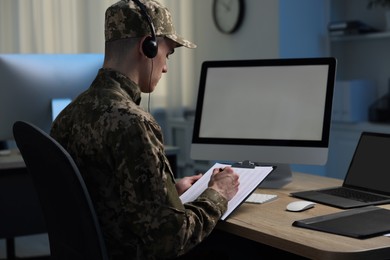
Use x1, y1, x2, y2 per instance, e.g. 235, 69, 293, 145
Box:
0, 54, 104, 143
191, 57, 336, 188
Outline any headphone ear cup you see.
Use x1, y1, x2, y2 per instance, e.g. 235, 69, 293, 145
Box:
142, 36, 158, 59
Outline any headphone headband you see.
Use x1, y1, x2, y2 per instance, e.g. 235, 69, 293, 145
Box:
132, 0, 158, 58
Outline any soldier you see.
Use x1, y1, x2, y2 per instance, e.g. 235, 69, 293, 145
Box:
50, 0, 239, 259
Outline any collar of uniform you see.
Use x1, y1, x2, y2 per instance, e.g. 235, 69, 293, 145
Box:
98, 68, 142, 105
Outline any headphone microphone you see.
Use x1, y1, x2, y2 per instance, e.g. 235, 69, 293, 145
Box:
132, 0, 158, 59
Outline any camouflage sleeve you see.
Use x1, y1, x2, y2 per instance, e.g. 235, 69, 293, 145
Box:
117, 116, 227, 258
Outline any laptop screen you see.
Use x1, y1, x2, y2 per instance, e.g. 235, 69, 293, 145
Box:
344, 132, 390, 195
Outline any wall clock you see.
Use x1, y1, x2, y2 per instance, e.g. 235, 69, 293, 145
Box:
213, 0, 245, 34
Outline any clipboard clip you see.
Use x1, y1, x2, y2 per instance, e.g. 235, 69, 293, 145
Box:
231, 160, 256, 169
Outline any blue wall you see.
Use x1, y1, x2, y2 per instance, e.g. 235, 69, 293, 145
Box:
279, 0, 328, 58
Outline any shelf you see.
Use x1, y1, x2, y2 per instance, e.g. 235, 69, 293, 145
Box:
330, 31, 390, 42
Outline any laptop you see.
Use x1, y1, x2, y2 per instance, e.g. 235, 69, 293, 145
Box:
291, 132, 390, 209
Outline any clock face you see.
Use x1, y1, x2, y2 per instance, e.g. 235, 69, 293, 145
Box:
213, 0, 245, 34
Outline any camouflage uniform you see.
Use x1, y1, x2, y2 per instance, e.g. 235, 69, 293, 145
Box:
50, 68, 227, 259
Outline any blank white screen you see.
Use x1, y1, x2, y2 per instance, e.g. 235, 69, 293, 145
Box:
199, 65, 329, 141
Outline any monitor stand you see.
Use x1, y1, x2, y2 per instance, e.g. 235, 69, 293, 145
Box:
257, 163, 292, 189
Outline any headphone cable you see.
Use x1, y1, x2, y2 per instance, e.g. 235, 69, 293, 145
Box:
147, 59, 154, 113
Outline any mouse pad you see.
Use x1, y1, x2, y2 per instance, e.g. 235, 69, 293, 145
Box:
292, 206, 390, 239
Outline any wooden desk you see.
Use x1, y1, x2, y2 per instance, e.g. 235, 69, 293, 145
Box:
217, 172, 390, 260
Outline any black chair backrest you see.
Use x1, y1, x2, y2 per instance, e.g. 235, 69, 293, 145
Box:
13, 121, 108, 260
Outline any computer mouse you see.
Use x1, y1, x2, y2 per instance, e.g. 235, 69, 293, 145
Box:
286, 200, 316, 212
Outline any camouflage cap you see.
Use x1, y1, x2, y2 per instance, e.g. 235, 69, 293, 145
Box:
105, 0, 196, 49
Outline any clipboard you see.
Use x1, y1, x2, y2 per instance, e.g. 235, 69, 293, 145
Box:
180, 162, 274, 220
293, 206, 390, 239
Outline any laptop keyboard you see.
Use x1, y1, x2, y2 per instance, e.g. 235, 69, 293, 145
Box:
319, 188, 389, 203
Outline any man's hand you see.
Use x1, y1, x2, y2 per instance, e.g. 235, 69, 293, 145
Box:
208, 166, 240, 201
175, 173, 203, 196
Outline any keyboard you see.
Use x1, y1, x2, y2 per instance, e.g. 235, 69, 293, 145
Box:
245, 193, 278, 204
319, 188, 389, 203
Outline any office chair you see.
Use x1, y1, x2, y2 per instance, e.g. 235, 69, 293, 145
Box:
12, 121, 109, 260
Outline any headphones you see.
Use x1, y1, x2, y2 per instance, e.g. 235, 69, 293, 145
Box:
132, 0, 158, 59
